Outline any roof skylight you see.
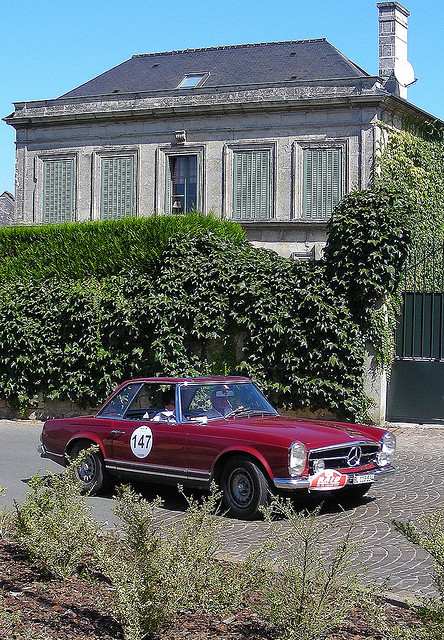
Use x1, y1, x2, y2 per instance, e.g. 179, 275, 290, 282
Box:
177, 73, 207, 88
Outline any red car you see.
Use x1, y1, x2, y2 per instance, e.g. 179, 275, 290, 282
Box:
39, 376, 396, 519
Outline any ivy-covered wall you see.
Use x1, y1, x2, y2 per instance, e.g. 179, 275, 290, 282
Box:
376, 125, 444, 249
0, 197, 411, 422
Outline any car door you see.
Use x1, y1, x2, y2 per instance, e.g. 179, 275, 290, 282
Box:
110, 417, 188, 483
106, 382, 188, 484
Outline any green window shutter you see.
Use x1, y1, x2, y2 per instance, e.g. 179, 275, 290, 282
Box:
100, 156, 134, 219
303, 148, 342, 220
233, 150, 270, 220
43, 158, 74, 224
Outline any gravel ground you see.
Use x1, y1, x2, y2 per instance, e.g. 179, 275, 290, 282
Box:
0, 538, 428, 640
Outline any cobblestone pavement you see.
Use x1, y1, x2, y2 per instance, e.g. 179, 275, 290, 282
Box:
143, 424, 444, 603
1, 421, 442, 603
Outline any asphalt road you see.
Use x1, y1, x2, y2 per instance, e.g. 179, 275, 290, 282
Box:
0, 419, 442, 602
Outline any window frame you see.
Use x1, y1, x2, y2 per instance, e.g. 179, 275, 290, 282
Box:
177, 73, 209, 89
39, 154, 77, 224
166, 154, 199, 214
293, 140, 347, 221
223, 142, 276, 221
156, 146, 205, 215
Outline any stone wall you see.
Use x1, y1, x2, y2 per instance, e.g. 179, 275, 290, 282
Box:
0, 191, 14, 227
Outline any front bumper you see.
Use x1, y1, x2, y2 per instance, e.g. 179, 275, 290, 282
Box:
273, 465, 395, 491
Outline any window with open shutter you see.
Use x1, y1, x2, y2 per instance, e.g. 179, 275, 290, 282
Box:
233, 150, 270, 220
166, 155, 198, 214
100, 156, 134, 219
42, 158, 74, 224
303, 148, 342, 220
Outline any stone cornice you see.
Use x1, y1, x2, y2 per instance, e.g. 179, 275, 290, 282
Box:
5, 80, 388, 128
5, 79, 442, 130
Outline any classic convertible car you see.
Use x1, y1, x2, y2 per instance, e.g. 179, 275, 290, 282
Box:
39, 376, 396, 519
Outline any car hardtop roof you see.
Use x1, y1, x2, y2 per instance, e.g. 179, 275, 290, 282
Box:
121, 376, 251, 385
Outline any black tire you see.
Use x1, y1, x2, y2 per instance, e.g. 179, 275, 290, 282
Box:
221, 456, 270, 520
338, 482, 372, 502
70, 441, 110, 495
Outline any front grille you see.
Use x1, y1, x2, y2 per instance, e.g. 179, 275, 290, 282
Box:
308, 442, 380, 472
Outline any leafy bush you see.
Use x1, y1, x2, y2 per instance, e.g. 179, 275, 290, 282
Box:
256, 497, 378, 640
391, 510, 444, 639
96, 484, 257, 640
0, 487, 13, 539
324, 187, 412, 329
7, 469, 383, 640
13, 449, 102, 579
0, 213, 245, 282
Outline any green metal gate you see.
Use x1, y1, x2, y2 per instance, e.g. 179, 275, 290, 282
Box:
387, 242, 444, 422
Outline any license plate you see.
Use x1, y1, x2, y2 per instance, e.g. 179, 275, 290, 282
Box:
353, 474, 375, 484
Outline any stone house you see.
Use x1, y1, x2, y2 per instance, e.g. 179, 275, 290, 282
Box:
4, 2, 437, 261
0, 191, 14, 226
3, 1, 443, 423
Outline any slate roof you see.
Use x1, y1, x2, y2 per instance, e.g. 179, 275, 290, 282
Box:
60, 39, 370, 99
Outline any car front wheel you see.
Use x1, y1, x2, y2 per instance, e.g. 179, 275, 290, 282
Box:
70, 441, 110, 495
221, 456, 270, 520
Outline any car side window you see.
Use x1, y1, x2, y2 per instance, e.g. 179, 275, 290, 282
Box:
125, 383, 177, 421
98, 383, 143, 418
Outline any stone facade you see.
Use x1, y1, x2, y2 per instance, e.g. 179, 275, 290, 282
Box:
0, 191, 14, 226
5, 78, 434, 258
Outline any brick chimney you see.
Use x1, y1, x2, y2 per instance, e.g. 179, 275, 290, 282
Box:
377, 2, 413, 99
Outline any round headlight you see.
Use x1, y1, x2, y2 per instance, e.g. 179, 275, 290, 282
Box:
289, 441, 307, 476
377, 431, 396, 466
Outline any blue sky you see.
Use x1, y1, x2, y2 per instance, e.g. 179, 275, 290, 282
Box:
1, 0, 443, 194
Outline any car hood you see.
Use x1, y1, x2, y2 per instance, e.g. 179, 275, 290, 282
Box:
221, 414, 383, 448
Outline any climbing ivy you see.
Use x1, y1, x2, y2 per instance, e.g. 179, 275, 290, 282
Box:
0, 189, 417, 422
0, 230, 370, 420
370, 125, 444, 366
376, 125, 444, 249
324, 187, 412, 329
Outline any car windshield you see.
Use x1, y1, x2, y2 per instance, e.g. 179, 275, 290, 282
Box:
179, 382, 277, 421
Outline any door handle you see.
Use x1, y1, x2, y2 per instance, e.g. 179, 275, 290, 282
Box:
111, 429, 126, 437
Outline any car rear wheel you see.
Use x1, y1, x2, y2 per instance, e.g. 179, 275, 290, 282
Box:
221, 456, 270, 520
70, 441, 110, 495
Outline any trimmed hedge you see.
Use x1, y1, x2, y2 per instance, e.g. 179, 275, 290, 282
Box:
0, 214, 245, 281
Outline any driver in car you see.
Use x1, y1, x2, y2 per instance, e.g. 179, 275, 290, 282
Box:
151, 389, 176, 422
206, 385, 233, 418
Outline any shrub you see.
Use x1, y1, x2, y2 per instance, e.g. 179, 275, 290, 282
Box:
0, 213, 245, 282
96, 483, 255, 640
391, 511, 444, 638
256, 497, 378, 640
0, 487, 13, 539
324, 187, 412, 329
13, 449, 102, 579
